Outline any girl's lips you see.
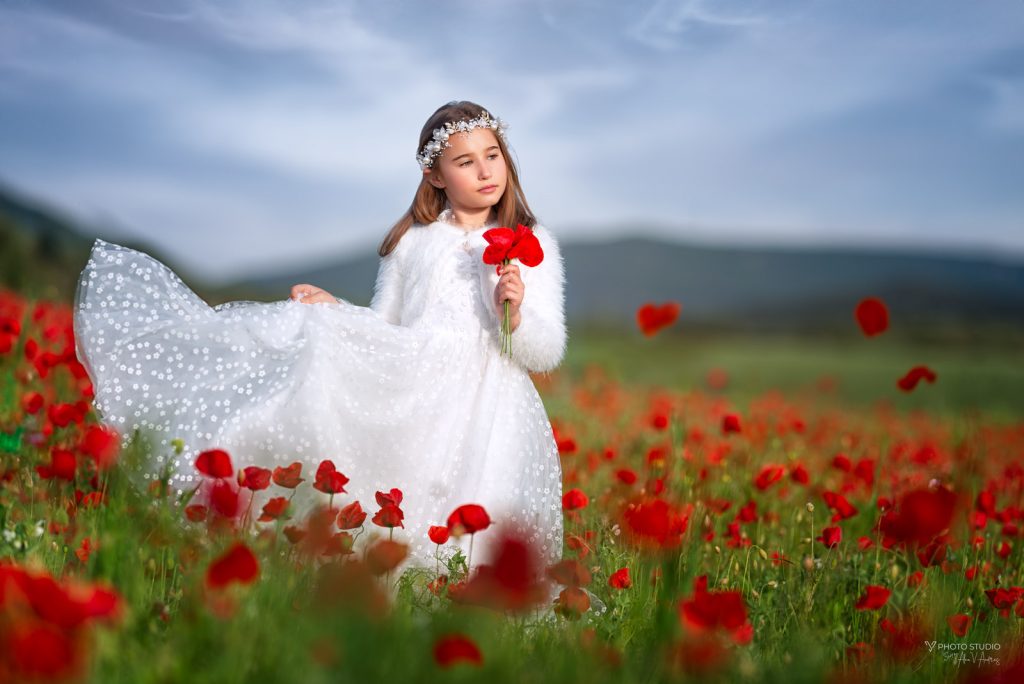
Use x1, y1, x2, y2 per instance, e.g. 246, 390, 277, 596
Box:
479, 185, 497, 193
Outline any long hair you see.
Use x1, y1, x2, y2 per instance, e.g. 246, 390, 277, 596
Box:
379, 100, 537, 257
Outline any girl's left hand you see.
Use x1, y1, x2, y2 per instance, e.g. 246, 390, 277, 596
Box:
494, 263, 524, 322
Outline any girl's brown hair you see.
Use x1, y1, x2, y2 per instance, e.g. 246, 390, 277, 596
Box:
378, 100, 537, 257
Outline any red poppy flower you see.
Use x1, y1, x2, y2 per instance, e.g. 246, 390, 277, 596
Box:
206, 542, 259, 589
855, 585, 892, 610
481, 224, 544, 272
984, 586, 1024, 610
621, 497, 689, 550
678, 575, 752, 645
372, 503, 404, 529
7, 622, 78, 679
21, 390, 44, 414
822, 490, 858, 521
616, 468, 638, 485
365, 539, 408, 575
754, 465, 784, 491
272, 462, 304, 489
375, 488, 403, 507
78, 424, 120, 470
790, 463, 809, 484
608, 567, 632, 589
562, 488, 589, 510
947, 614, 971, 637
337, 501, 367, 530
36, 447, 76, 481
447, 504, 491, 536
210, 479, 239, 518
546, 559, 592, 588
817, 526, 842, 548
258, 497, 291, 522
447, 530, 549, 613
855, 297, 888, 336
879, 486, 957, 545
237, 466, 271, 491
636, 301, 681, 337
555, 586, 591, 619
481, 224, 545, 356
721, 413, 742, 435
433, 633, 483, 668
195, 449, 233, 478
428, 525, 450, 545
313, 460, 349, 495
185, 504, 208, 523
896, 365, 937, 392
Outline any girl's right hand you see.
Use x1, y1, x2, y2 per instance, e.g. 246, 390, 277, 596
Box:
290, 283, 338, 304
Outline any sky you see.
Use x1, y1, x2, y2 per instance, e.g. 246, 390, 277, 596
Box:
1, 0, 1022, 283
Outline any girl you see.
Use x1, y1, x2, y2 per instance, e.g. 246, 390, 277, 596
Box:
73, 100, 568, 589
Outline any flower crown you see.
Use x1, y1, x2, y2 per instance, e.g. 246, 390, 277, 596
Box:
416, 110, 510, 171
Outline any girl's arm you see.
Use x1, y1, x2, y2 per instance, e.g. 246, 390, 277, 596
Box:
485, 225, 568, 374
369, 242, 405, 325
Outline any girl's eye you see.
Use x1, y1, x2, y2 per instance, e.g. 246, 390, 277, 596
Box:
459, 153, 500, 168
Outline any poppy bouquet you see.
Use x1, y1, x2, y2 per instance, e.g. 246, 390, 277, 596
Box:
481, 224, 544, 358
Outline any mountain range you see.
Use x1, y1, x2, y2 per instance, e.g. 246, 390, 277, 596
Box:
2, 182, 1021, 341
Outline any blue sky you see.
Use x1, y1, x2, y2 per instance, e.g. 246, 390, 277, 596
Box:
1, 0, 1022, 283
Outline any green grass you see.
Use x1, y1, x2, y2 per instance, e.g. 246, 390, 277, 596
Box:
2, 318, 1023, 684
564, 327, 1024, 421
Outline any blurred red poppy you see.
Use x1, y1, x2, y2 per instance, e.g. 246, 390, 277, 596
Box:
855, 297, 888, 336
855, 585, 891, 610
447, 504, 491, 536
206, 542, 259, 589
636, 302, 681, 337
433, 633, 483, 668
562, 488, 589, 510
195, 449, 233, 478
258, 497, 291, 522
817, 526, 842, 548
896, 365, 937, 392
365, 540, 408, 575
947, 614, 971, 637
754, 465, 784, 491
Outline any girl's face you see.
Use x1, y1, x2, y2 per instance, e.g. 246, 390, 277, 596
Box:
425, 126, 508, 215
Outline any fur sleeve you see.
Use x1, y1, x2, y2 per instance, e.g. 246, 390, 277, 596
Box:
369, 236, 405, 326
481, 224, 568, 374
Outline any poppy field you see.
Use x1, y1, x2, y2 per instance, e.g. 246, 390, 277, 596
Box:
1, 288, 1022, 683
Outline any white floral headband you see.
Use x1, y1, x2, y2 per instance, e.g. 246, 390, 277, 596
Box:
416, 111, 510, 170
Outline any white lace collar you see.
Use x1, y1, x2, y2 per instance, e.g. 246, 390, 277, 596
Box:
435, 200, 500, 234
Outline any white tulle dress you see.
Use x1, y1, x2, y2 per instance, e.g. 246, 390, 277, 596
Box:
72, 204, 568, 578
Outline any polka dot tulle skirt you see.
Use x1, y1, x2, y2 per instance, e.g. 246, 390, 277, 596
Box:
73, 238, 564, 573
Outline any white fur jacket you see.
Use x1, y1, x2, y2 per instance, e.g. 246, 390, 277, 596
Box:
368, 219, 567, 374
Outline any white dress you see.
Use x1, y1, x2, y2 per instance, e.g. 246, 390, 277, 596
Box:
72, 206, 567, 576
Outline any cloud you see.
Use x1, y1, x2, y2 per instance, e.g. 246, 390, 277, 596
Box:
1, 0, 1023, 277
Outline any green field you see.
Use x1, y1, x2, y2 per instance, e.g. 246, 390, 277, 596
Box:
2, 303, 1023, 683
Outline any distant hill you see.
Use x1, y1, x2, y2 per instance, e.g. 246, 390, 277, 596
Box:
2, 183, 1022, 342
0, 183, 218, 303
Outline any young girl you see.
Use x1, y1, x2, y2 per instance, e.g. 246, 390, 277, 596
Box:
73, 100, 567, 585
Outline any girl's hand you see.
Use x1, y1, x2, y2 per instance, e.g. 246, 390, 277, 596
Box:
290, 283, 338, 305
493, 263, 524, 329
